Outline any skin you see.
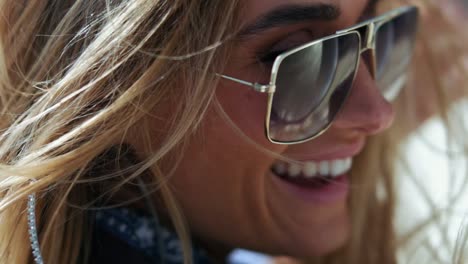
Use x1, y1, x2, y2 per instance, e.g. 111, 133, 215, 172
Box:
145, 0, 394, 259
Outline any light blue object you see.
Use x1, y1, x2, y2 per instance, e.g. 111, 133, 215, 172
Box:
228, 249, 274, 264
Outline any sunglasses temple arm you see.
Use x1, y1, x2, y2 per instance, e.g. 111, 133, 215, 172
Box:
216, 74, 273, 93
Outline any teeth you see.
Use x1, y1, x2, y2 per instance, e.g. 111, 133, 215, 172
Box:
319, 161, 329, 175
330, 160, 345, 176
303, 162, 317, 178
288, 163, 301, 178
273, 162, 287, 175
272, 158, 352, 179
345, 158, 352, 169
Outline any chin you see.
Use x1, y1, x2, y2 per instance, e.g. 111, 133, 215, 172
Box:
285, 209, 351, 258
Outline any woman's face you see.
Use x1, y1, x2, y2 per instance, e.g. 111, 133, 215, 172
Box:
166, 0, 394, 258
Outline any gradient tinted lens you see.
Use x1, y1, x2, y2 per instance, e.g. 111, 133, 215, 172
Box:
376, 7, 419, 101
269, 33, 360, 143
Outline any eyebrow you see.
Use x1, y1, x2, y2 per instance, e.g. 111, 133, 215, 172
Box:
238, 0, 381, 38
239, 4, 341, 38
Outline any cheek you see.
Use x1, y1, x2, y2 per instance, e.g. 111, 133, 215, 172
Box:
177, 82, 286, 176
165, 84, 287, 244
215, 82, 270, 146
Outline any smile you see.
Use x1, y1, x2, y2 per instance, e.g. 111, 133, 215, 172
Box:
272, 158, 353, 179
270, 157, 352, 203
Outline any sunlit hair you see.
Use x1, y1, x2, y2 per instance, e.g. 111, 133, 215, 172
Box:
0, 0, 240, 263
0, 0, 467, 264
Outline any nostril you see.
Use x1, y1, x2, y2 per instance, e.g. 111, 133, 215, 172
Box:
361, 101, 395, 134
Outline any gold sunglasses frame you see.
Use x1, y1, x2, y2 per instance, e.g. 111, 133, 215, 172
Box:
219, 5, 419, 145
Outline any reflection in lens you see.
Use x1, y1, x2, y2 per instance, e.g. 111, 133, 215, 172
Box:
376, 20, 395, 78
376, 8, 419, 101
270, 33, 360, 143
272, 40, 337, 123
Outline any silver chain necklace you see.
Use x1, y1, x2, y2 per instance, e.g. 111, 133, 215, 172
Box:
28, 192, 44, 264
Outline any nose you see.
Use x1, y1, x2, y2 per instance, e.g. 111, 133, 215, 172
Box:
331, 60, 395, 135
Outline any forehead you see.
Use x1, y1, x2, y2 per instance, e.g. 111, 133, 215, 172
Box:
241, 0, 370, 25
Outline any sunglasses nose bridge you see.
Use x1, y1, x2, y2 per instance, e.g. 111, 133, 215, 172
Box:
357, 23, 376, 50
360, 49, 377, 79
355, 23, 378, 78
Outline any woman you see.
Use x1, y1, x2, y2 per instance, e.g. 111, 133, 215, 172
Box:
0, 0, 466, 263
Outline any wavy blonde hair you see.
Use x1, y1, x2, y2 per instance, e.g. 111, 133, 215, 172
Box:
0, 0, 240, 263
0, 0, 466, 264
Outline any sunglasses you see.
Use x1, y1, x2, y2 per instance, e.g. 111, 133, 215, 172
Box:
219, 6, 419, 145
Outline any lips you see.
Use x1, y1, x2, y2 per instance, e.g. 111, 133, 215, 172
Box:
269, 140, 364, 190
270, 161, 351, 203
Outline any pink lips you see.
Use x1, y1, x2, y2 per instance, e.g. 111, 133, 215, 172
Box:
272, 173, 350, 204
269, 141, 362, 204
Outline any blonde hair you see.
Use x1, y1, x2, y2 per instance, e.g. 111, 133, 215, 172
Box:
0, 0, 240, 263
0, 0, 467, 264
